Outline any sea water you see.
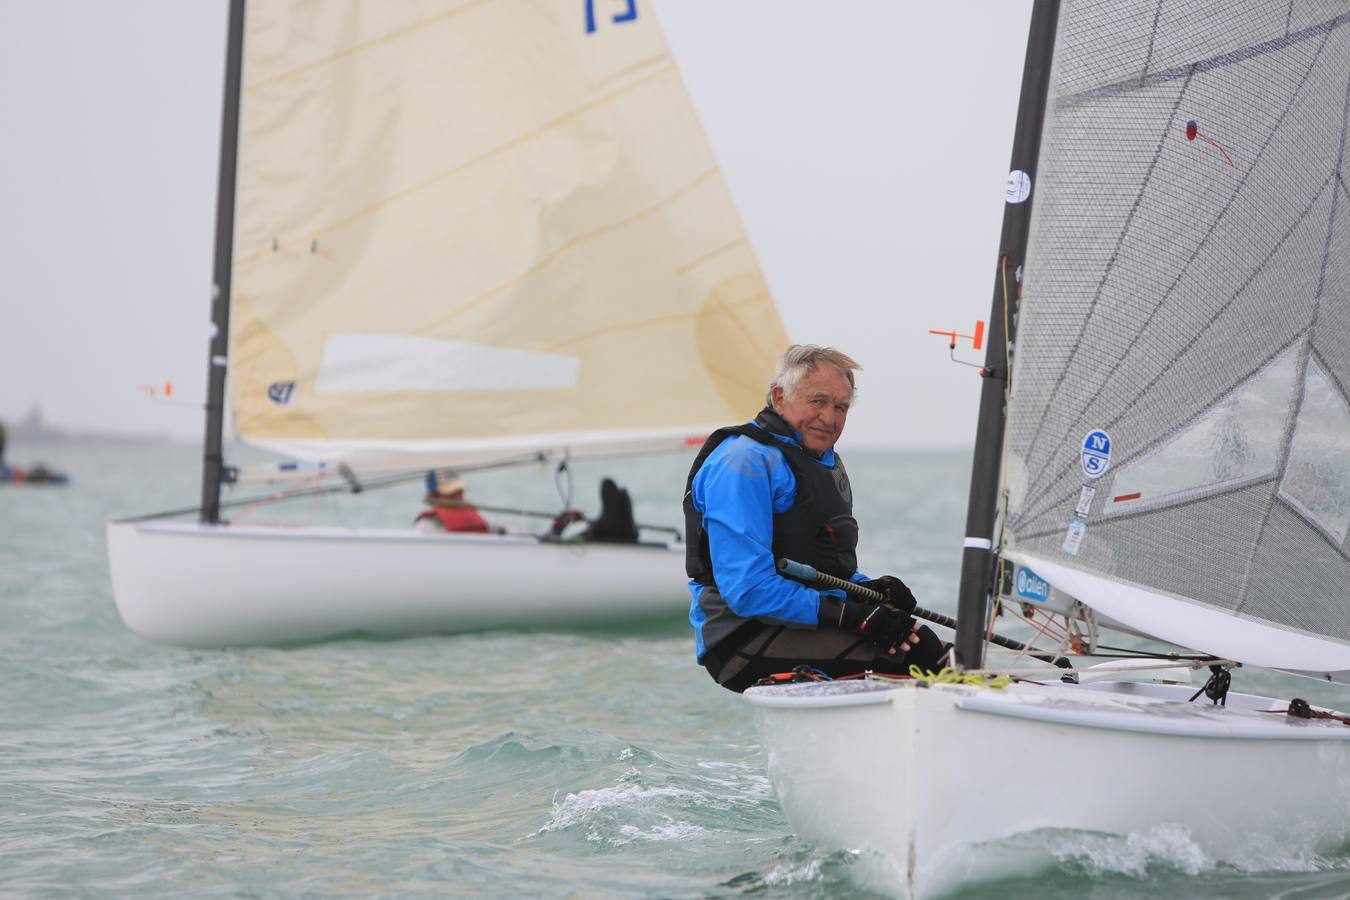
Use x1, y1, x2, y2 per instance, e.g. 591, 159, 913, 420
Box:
4, 440, 1350, 899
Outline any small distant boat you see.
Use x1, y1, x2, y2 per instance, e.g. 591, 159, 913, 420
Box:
107, 0, 788, 647
0, 464, 68, 485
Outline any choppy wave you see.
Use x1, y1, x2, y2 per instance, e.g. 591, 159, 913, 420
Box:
931, 825, 1350, 900
9, 444, 1350, 898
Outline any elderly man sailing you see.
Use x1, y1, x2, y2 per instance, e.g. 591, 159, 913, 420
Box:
685, 344, 949, 692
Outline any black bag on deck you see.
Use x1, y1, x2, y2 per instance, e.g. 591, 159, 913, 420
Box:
585, 478, 639, 543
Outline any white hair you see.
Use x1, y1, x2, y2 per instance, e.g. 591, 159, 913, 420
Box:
766, 344, 861, 406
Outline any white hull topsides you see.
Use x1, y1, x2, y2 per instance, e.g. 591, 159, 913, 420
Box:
107, 520, 687, 647
745, 677, 1350, 900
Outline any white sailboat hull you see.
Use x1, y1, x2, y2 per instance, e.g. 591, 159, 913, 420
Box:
745, 678, 1350, 899
107, 521, 687, 647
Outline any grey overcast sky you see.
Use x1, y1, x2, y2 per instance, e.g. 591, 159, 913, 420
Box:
0, 1, 1032, 448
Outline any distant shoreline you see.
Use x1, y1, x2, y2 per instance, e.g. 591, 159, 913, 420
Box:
4, 430, 190, 448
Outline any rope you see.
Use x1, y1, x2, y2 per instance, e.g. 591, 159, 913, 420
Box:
229, 472, 324, 524
758, 655, 1226, 692
868, 666, 1011, 689
554, 456, 574, 510
1258, 699, 1350, 725
988, 253, 1018, 654
1079, 643, 1221, 661
117, 452, 560, 523
942, 655, 1237, 682
1000, 253, 1013, 396
910, 665, 1012, 689
1002, 601, 1073, 671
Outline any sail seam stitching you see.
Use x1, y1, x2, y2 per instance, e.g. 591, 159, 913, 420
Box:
1085, 341, 1305, 520
1058, 10, 1350, 109
1016, 66, 1196, 507
1273, 487, 1350, 557
1019, 30, 1335, 522
243, 0, 492, 93
1017, 173, 1334, 528
235, 61, 679, 269
1234, 75, 1350, 614
542, 287, 770, 353
1013, 474, 1280, 539
427, 167, 721, 336
1139, 0, 1165, 82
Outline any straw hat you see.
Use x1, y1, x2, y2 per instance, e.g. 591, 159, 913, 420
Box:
426, 468, 466, 497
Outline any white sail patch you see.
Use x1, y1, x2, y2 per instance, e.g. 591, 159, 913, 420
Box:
1278, 360, 1350, 545
1103, 345, 1299, 515
314, 335, 579, 393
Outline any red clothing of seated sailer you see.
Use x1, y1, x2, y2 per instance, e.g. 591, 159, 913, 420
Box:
416, 505, 491, 533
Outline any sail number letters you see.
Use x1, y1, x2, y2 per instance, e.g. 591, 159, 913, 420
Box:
586, 0, 637, 34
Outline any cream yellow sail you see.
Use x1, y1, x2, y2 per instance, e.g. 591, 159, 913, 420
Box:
228, 0, 787, 469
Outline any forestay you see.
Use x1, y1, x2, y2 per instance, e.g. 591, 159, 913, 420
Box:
228, 0, 787, 470
1002, 2, 1350, 678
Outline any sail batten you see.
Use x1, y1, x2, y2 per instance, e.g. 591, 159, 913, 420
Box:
228, 1, 787, 460
1004, 0, 1350, 662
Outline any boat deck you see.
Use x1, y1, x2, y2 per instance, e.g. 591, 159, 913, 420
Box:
745, 676, 1350, 740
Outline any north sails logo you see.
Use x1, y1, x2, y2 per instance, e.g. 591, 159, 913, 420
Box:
1081, 430, 1112, 478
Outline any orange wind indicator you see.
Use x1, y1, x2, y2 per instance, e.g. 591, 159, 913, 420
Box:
928, 320, 985, 351
929, 320, 986, 371
138, 380, 175, 400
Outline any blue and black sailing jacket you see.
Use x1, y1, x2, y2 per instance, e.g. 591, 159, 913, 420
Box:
684, 408, 865, 661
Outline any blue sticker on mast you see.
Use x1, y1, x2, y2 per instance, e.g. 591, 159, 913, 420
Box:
1081, 430, 1112, 478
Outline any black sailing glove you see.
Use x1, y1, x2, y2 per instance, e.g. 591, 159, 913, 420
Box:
859, 575, 918, 614
856, 603, 916, 654
817, 594, 917, 654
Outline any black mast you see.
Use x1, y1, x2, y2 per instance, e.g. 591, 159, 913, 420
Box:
200, 0, 247, 525
953, 0, 1060, 668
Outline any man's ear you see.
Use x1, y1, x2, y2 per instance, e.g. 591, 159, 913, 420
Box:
770, 385, 784, 411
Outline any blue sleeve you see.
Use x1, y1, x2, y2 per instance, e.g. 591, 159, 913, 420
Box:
692, 437, 824, 627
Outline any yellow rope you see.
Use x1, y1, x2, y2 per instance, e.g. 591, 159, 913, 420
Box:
907, 665, 1011, 690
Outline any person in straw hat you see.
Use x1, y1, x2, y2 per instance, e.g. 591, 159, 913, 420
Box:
414, 469, 500, 534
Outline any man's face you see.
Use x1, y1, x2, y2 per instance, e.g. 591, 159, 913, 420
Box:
772, 365, 852, 454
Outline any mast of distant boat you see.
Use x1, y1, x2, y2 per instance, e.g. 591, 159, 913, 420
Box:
953, 0, 1060, 668
200, 0, 247, 525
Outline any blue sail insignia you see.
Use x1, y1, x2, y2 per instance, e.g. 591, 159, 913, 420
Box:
1080, 430, 1111, 478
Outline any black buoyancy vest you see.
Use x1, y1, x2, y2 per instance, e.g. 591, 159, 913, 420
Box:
684, 407, 857, 588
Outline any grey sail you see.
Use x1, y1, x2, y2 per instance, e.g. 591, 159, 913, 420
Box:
1002, 1, 1350, 678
